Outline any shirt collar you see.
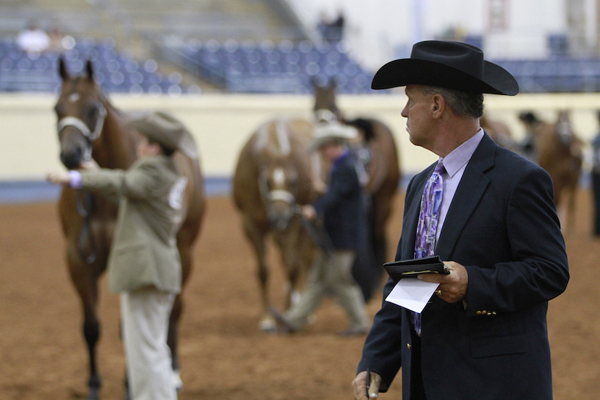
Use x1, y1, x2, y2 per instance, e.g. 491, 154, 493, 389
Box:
333, 149, 352, 168
439, 128, 484, 178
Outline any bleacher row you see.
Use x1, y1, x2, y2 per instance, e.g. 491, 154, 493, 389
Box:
161, 38, 375, 94
0, 38, 199, 95
4, 35, 600, 94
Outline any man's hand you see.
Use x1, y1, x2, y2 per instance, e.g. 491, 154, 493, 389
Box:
352, 370, 381, 400
46, 170, 71, 186
301, 205, 317, 221
79, 159, 99, 170
418, 260, 468, 303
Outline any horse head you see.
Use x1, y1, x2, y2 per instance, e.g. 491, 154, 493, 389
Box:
555, 110, 576, 146
312, 77, 342, 123
258, 156, 301, 232
54, 56, 107, 169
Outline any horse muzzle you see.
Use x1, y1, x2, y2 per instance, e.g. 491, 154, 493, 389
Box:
60, 145, 90, 170
268, 209, 294, 232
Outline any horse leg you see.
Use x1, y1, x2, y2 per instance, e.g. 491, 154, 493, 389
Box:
69, 260, 102, 400
565, 185, 578, 236
366, 192, 393, 295
167, 294, 184, 391
273, 227, 301, 310
165, 240, 193, 392
243, 217, 273, 331
553, 184, 566, 231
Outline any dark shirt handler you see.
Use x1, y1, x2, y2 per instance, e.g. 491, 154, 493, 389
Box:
352, 40, 569, 400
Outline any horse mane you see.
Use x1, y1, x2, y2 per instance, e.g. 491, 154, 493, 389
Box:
253, 119, 295, 160
345, 118, 375, 141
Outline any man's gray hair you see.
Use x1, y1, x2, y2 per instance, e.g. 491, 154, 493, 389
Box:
422, 86, 484, 119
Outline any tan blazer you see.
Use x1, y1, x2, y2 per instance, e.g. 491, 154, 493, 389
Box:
81, 155, 187, 294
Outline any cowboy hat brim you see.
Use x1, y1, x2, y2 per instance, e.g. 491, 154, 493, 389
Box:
307, 123, 358, 152
371, 58, 519, 96
127, 111, 199, 159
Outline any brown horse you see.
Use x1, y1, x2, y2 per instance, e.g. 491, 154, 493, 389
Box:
54, 58, 205, 400
232, 118, 319, 332
313, 79, 401, 300
481, 113, 517, 151
534, 110, 583, 233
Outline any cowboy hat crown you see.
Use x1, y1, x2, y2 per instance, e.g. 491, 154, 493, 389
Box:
371, 40, 519, 96
308, 121, 358, 152
127, 111, 198, 159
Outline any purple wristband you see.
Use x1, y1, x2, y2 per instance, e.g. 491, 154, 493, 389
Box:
69, 170, 83, 189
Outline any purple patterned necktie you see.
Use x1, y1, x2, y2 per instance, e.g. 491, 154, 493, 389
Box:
412, 161, 444, 336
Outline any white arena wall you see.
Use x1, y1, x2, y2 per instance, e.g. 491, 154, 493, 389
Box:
2, 92, 600, 186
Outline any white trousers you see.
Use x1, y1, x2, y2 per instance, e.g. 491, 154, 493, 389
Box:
121, 287, 176, 400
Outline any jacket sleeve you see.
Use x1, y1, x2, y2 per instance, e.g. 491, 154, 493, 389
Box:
464, 165, 570, 315
313, 160, 359, 216
80, 159, 161, 201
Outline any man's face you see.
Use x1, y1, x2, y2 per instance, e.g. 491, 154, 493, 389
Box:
401, 85, 436, 149
319, 141, 342, 161
136, 134, 161, 158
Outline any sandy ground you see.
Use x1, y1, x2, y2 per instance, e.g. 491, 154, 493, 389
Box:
1, 190, 599, 400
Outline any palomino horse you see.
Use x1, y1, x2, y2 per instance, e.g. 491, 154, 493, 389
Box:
534, 110, 583, 233
313, 79, 401, 300
54, 58, 205, 399
232, 118, 319, 332
481, 113, 517, 151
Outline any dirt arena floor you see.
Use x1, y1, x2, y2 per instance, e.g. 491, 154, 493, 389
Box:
2, 190, 600, 400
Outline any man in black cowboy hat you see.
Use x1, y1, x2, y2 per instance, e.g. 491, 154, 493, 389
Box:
352, 41, 569, 400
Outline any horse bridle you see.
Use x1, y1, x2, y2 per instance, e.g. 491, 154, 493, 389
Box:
258, 167, 299, 230
258, 168, 296, 206
56, 102, 107, 160
314, 108, 337, 123
56, 102, 106, 265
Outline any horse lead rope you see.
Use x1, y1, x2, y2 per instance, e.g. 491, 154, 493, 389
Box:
56, 103, 107, 265
293, 205, 334, 258
76, 191, 98, 265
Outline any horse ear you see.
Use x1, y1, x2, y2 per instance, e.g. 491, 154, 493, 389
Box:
329, 77, 337, 89
58, 55, 69, 81
311, 76, 319, 89
85, 59, 95, 80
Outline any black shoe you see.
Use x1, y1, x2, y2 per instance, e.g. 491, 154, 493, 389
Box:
338, 326, 368, 336
268, 307, 297, 334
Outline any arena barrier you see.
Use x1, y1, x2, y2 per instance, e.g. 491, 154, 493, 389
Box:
2, 92, 600, 202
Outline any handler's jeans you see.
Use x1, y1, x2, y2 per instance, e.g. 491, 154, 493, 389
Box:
285, 250, 369, 331
121, 287, 176, 400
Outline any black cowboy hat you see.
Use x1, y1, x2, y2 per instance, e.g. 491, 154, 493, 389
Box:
371, 40, 519, 96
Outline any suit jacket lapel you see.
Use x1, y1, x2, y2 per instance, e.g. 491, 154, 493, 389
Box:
435, 134, 496, 260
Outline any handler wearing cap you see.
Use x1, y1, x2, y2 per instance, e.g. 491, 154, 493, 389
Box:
352, 41, 569, 400
271, 120, 370, 336
48, 111, 197, 400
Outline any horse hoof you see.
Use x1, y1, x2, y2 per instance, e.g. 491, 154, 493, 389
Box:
86, 388, 100, 400
172, 369, 183, 392
259, 319, 277, 333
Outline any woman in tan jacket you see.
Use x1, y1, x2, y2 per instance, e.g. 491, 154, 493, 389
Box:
48, 111, 197, 400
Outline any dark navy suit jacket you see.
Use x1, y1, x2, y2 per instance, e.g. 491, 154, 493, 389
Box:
357, 133, 569, 400
313, 150, 366, 251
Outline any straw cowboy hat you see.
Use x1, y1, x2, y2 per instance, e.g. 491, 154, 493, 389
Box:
127, 111, 198, 159
371, 40, 519, 96
308, 121, 358, 152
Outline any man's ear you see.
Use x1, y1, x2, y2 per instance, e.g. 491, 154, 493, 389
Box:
431, 94, 445, 117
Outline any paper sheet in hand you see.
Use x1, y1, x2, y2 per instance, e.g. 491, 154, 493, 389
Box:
385, 279, 440, 313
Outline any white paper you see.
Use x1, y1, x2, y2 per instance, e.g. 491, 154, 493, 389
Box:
385, 279, 440, 313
